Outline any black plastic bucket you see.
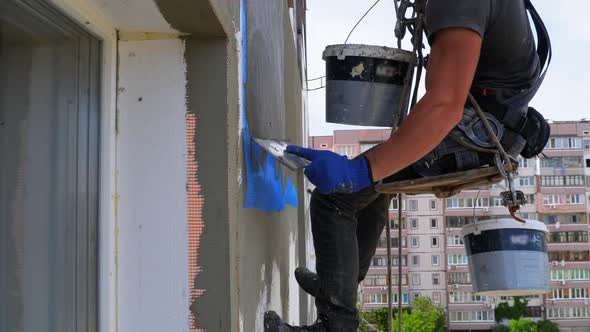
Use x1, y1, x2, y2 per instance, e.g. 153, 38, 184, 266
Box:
323, 44, 416, 127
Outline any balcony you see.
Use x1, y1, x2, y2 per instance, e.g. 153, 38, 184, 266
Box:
445, 209, 494, 217
538, 203, 587, 214
448, 303, 492, 311
550, 280, 590, 288
367, 266, 409, 274
362, 285, 410, 293
546, 223, 589, 232
545, 297, 590, 307
540, 167, 585, 176
375, 247, 408, 256
448, 265, 470, 273
447, 246, 467, 255
447, 284, 474, 292
548, 242, 590, 252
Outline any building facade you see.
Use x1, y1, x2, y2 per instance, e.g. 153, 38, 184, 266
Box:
1, 1, 310, 332
311, 122, 590, 332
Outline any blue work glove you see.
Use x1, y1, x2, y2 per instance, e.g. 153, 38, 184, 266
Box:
286, 145, 373, 194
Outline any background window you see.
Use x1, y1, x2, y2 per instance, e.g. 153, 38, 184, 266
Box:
0, 3, 100, 331
432, 255, 440, 266
335, 145, 356, 158
360, 142, 379, 153
431, 236, 439, 247
432, 273, 440, 285
412, 255, 420, 266
430, 199, 437, 210
410, 218, 418, 229
390, 199, 406, 210
430, 218, 437, 228
409, 199, 418, 211
433, 292, 441, 303
448, 235, 464, 247
411, 237, 419, 248
412, 274, 420, 285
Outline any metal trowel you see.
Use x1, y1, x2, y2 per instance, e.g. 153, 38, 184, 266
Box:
253, 138, 310, 171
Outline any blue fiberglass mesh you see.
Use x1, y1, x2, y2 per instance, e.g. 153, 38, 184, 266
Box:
241, 0, 298, 212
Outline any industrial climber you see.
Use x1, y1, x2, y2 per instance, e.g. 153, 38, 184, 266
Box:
265, 0, 551, 331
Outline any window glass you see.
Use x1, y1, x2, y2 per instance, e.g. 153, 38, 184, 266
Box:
0, 3, 100, 331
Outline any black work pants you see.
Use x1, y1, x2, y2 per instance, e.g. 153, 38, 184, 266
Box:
310, 187, 392, 331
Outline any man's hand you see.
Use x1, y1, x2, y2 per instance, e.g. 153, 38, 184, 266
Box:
286, 145, 373, 194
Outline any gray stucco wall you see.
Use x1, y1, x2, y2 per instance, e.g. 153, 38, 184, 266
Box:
236, 1, 310, 330
158, 0, 309, 330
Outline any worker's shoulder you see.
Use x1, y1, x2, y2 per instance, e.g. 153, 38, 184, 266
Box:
425, 0, 492, 39
426, 0, 528, 37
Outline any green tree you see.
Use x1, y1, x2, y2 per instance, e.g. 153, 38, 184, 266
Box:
495, 296, 529, 322
392, 297, 445, 332
360, 308, 389, 332
359, 307, 410, 332
493, 324, 510, 332
536, 320, 559, 332
510, 318, 538, 332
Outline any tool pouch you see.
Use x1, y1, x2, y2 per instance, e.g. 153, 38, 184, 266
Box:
519, 107, 550, 158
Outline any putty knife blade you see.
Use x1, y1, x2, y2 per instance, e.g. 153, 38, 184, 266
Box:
253, 138, 310, 171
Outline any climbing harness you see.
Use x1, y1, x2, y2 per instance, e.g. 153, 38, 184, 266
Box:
378, 0, 552, 223
378, 2, 552, 329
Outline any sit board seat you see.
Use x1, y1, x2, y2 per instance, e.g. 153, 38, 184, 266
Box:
375, 163, 518, 198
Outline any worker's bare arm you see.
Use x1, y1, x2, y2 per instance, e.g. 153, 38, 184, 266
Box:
365, 28, 483, 181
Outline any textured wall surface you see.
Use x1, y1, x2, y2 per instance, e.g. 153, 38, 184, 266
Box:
117, 39, 190, 332
43, 0, 309, 331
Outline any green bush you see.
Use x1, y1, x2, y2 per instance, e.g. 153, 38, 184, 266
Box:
493, 324, 510, 332
536, 320, 559, 332
392, 297, 445, 332
495, 296, 529, 322
510, 318, 538, 332
360, 307, 410, 332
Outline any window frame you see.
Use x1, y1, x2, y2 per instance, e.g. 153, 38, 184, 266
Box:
432, 273, 440, 285
408, 199, 418, 211
429, 199, 437, 210
430, 218, 437, 228
0, 3, 101, 331
432, 254, 440, 266
431, 236, 439, 248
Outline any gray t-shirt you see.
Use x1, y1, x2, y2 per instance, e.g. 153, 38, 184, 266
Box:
425, 0, 540, 90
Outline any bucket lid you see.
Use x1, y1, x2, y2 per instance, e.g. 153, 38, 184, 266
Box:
323, 44, 416, 62
461, 219, 548, 238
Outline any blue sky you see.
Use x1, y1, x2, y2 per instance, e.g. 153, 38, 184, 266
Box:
306, 1, 589, 136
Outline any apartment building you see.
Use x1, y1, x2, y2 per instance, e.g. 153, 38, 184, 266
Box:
311, 121, 590, 332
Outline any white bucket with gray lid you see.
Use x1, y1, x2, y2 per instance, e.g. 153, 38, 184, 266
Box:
461, 218, 550, 296
323, 44, 416, 127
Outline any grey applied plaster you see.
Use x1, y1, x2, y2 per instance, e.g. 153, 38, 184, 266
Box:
154, 0, 232, 38
237, 2, 307, 330
184, 38, 232, 331
153, 1, 237, 330
245, 0, 288, 140
154, 0, 309, 330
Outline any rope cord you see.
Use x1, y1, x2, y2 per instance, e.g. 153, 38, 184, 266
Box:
344, 0, 382, 44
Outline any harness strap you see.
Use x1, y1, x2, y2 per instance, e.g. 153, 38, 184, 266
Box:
504, 0, 552, 109
472, 0, 552, 136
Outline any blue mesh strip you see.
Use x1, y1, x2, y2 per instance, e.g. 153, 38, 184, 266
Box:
241, 0, 298, 212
